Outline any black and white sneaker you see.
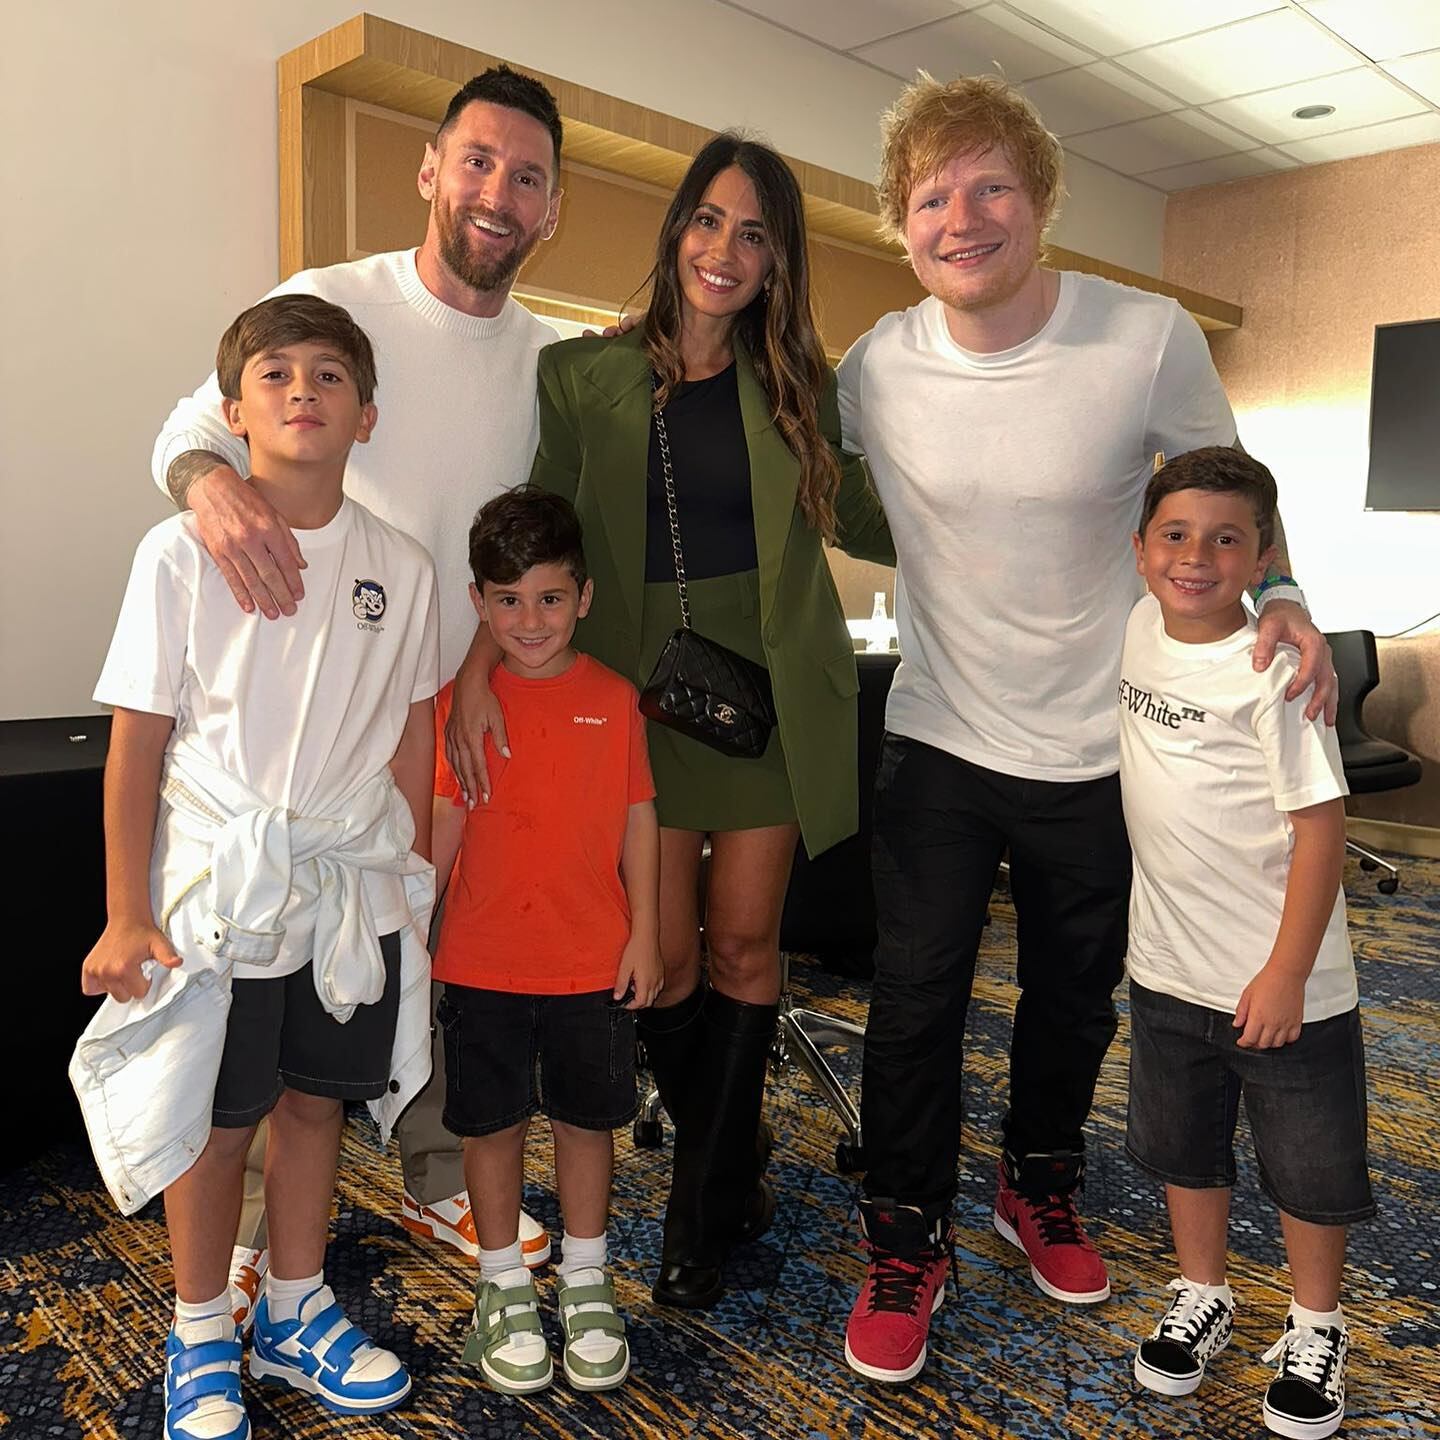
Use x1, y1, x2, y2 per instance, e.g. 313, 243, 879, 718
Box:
1262, 1316, 1347, 1439
1133, 1278, 1235, 1396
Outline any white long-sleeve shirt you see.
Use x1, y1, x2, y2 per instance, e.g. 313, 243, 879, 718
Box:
152, 249, 556, 679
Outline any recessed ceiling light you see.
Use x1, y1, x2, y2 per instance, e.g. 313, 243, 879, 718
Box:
1292, 103, 1336, 120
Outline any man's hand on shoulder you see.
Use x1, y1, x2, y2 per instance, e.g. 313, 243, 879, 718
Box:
184, 461, 307, 619
1253, 598, 1336, 726
581, 312, 642, 340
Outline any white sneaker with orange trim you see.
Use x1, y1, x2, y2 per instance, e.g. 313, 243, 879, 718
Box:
400, 1190, 551, 1269
228, 1245, 269, 1335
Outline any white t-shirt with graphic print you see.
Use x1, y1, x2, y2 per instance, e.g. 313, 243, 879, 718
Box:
95, 496, 440, 977
1118, 594, 1355, 1021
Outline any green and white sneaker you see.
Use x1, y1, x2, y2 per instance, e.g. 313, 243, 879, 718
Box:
461, 1270, 552, 1394
557, 1268, 630, 1391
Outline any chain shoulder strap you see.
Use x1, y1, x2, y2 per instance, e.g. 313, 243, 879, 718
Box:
651, 396, 692, 631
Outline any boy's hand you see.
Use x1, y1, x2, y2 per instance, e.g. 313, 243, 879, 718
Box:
81, 920, 183, 1003
1253, 600, 1336, 725
188, 465, 307, 621
613, 935, 664, 1011
1233, 964, 1305, 1049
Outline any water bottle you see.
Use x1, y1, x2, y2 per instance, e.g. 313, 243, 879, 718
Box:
867, 591, 888, 652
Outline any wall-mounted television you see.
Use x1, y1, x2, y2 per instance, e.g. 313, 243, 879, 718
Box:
1365, 317, 1440, 511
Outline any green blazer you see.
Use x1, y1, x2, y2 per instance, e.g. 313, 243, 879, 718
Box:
528, 328, 894, 857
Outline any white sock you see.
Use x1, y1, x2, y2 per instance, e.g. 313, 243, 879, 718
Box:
557, 1230, 608, 1279
1290, 1299, 1345, 1330
1180, 1275, 1234, 1306
170, 1291, 242, 1439
265, 1269, 324, 1324
479, 1241, 526, 1285
173, 1289, 233, 1339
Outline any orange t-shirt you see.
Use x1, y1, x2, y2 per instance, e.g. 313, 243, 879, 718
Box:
432, 655, 655, 993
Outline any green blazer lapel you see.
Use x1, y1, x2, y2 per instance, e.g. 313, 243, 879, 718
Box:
735, 343, 797, 633
575, 332, 652, 639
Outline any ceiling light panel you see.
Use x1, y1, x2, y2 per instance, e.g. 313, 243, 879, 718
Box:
722, 0, 982, 52
1118, 10, 1360, 105
853, 4, 1092, 81
1383, 49, 1440, 106
1065, 109, 1258, 172
1000, 0, 1279, 56
1300, 0, 1440, 63
1202, 66, 1425, 144
1277, 109, 1440, 163
1021, 61, 1179, 134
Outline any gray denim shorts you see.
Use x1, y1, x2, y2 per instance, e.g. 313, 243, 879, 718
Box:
1125, 980, 1375, 1226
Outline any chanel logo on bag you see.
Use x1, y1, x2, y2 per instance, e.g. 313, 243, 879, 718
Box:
709, 700, 738, 726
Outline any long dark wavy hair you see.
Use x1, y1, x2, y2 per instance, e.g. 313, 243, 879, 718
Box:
640, 133, 841, 541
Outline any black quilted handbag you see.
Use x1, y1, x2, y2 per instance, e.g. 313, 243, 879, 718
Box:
639, 394, 777, 759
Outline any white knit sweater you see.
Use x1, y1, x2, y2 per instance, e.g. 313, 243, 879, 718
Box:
152, 249, 556, 678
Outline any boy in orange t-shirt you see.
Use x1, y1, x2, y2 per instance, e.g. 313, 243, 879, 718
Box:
431, 487, 661, 1397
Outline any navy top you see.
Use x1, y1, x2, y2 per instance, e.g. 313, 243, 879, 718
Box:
644, 362, 759, 582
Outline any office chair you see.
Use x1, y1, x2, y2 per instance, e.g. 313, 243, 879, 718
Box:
1328, 629, 1422, 893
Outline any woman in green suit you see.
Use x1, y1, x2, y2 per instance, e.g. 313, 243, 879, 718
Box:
534, 134, 892, 1308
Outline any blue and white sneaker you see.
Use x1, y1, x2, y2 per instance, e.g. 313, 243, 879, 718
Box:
248, 1285, 410, 1414
164, 1317, 250, 1440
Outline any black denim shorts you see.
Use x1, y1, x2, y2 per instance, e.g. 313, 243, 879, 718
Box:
212, 932, 402, 1128
438, 984, 638, 1136
1126, 980, 1375, 1225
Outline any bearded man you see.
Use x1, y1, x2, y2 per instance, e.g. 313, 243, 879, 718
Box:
150, 65, 564, 1318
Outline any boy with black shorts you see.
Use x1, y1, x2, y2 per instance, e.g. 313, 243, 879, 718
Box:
75, 295, 438, 1439
431, 488, 661, 1395
1119, 447, 1372, 1440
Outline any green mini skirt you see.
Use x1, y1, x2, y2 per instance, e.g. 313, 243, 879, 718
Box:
639, 569, 797, 834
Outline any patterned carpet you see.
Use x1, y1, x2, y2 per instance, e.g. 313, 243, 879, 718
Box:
4, 854, 1438, 1439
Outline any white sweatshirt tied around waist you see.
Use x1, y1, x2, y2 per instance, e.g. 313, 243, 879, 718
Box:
70, 752, 435, 1214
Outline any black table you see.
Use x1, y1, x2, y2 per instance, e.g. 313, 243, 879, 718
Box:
1, 716, 111, 1165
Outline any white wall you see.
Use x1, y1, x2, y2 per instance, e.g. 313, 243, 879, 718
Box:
1, 0, 1165, 718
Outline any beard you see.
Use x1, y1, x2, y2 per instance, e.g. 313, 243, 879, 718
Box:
434, 197, 542, 296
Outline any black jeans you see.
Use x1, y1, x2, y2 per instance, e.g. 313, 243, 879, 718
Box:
860, 734, 1131, 1211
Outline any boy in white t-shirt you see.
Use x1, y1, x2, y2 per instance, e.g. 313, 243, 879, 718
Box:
1119, 447, 1372, 1440
79, 296, 439, 1440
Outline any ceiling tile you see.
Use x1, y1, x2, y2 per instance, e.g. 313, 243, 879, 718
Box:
1022, 60, 1179, 134
853, 4, 1092, 81
1116, 10, 1360, 104
1201, 67, 1425, 145
999, 0, 1279, 57
1301, 0, 1440, 63
1137, 148, 1291, 190
1065, 109, 1258, 173
1383, 49, 1440, 106
1276, 109, 1440, 163
720, 0, 982, 52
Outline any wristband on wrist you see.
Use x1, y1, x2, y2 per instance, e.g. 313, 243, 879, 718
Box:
1254, 572, 1298, 596
1253, 574, 1307, 612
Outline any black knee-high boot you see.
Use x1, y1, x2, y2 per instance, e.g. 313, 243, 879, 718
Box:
653, 991, 779, 1309
636, 982, 707, 1138
637, 983, 709, 1294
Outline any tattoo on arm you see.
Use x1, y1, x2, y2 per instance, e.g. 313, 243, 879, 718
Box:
166, 450, 229, 510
